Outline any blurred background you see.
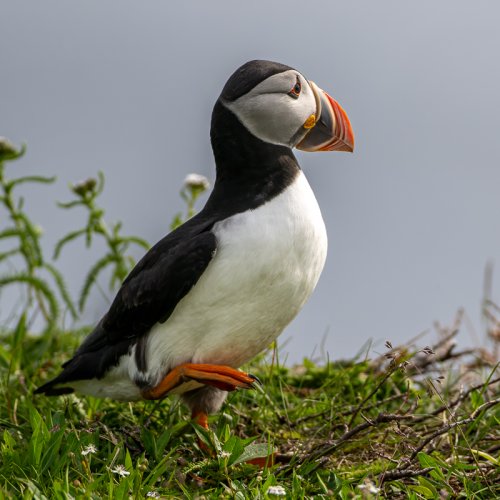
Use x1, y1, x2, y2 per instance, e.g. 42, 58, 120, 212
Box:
1, 1, 499, 363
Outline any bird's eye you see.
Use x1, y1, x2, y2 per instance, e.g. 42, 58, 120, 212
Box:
288, 77, 301, 99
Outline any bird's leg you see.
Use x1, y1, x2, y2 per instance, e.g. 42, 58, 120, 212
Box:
142, 364, 273, 465
191, 409, 209, 430
141, 363, 259, 400
191, 409, 211, 452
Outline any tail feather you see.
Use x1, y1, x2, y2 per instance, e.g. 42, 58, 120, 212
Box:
34, 355, 85, 396
34, 379, 74, 396
34, 338, 133, 396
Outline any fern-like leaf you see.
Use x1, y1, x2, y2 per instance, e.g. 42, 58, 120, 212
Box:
43, 262, 78, 319
0, 248, 20, 263
79, 254, 115, 312
53, 228, 87, 259
118, 236, 150, 251
0, 273, 59, 333
0, 228, 23, 240
8, 313, 27, 376
7, 175, 56, 189
109, 259, 128, 291
17, 212, 44, 266
57, 200, 84, 209
95, 171, 105, 196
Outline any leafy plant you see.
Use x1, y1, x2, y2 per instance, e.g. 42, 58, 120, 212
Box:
0, 138, 76, 333
54, 172, 150, 311
170, 173, 210, 230
55, 171, 210, 311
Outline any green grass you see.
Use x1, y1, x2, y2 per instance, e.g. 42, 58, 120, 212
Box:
0, 314, 498, 499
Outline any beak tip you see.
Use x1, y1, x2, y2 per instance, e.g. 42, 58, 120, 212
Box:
332, 143, 354, 153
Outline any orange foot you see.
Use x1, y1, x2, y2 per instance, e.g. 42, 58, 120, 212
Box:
141, 363, 260, 400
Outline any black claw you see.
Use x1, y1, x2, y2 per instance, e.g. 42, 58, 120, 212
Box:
248, 373, 262, 386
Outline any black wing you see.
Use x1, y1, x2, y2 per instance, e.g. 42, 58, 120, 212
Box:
35, 225, 217, 393
82, 229, 217, 350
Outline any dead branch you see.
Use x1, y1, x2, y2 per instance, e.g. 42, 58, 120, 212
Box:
379, 466, 435, 483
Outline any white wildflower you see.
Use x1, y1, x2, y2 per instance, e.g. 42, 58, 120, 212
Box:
218, 451, 231, 459
69, 394, 87, 417
357, 481, 380, 494
81, 444, 97, 456
184, 173, 210, 190
266, 485, 286, 496
110, 464, 130, 477
0, 137, 17, 156
0, 137, 13, 147
146, 492, 160, 498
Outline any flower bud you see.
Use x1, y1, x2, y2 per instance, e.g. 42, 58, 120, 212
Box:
0, 137, 21, 161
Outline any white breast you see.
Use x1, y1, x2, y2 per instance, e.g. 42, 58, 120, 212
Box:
144, 171, 327, 383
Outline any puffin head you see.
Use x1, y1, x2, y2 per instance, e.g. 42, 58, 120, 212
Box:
218, 60, 354, 153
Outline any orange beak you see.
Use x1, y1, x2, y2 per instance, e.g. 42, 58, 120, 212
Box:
297, 81, 354, 153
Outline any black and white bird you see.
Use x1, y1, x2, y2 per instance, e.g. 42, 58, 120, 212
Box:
35, 60, 354, 429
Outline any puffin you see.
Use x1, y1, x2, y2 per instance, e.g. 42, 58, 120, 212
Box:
35, 60, 354, 431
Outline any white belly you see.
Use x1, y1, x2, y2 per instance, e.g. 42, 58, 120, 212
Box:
144, 171, 327, 381
77, 171, 327, 400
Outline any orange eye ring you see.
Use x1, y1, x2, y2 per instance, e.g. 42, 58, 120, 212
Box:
288, 77, 301, 99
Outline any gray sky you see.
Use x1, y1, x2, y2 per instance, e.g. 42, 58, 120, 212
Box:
1, 1, 500, 363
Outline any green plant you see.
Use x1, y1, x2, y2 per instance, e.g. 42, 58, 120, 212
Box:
0, 138, 76, 333
170, 173, 210, 230
54, 172, 150, 312
54, 171, 209, 311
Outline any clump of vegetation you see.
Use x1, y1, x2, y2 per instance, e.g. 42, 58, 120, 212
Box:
0, 138, 76, 333
54, 172, 150, 311
170, 173, 210, 230
0, 139, 498, 498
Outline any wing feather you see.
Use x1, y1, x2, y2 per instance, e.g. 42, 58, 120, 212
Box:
35, 227, 217, 392
77, 230, 217, 354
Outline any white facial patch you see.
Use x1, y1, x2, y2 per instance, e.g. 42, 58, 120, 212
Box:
223, 70, 317, 148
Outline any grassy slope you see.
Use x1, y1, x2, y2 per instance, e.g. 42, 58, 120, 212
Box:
0, 313, 499, 499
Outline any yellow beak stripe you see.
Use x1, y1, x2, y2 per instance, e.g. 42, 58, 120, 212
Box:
303, 114, 316, 129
